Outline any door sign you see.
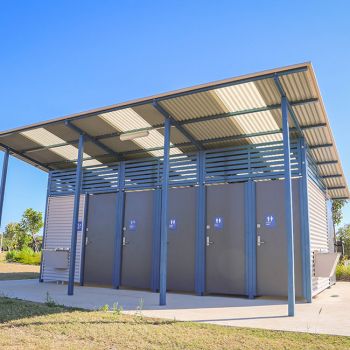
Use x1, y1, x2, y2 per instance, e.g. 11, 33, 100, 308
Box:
128, 219, 137, 231
214, 216, 224, 230
77, 221, 83, 231
265, 215, 276, 228
169, 218, 177, 230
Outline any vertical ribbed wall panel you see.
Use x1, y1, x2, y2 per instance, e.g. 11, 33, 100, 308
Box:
308, 179, 331, 296
42, 195, 85, 282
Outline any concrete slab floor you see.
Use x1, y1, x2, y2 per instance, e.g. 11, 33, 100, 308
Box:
0, 279, 349, 337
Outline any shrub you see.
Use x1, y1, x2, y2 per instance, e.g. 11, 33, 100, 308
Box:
5, 250, 17, 262
5, 248, 41, 265
336, 264, 350, 281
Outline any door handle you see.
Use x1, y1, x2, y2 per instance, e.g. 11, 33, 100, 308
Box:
206, 236, 214, 247
122, 236, 129, 246
257, 235, 265, 247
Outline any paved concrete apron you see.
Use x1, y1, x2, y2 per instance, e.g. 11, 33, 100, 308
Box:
0, 279, 349, 336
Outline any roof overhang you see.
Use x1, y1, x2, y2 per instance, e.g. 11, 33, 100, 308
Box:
0, 62, 348, 199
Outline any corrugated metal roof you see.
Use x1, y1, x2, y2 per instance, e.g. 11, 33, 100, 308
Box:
0, 62, 348, 198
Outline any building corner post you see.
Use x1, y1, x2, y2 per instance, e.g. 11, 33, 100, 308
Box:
68, 134, 84, 296
39, 171, 52, 282
159, 117, 171, 305
282, 95, 296, 316
0, 149, 9, 231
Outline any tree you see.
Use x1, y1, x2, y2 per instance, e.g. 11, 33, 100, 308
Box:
337, 224, 350, 256
337, 224, 350, 245
3, 222, 31, 250
20, 208, 43, 252
332, 199, 347, 226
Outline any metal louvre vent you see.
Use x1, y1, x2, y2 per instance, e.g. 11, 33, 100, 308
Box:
50, 163, 119, 195
48, 141, 302, 195
205, 141, 301, 184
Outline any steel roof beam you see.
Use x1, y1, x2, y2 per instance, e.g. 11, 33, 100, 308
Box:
24, 140, 79, 154
301, 123, 326, 130
21, 121, 325, 156
321, 174, 342, 179
309, 143, 333, 150
317, 160, 338, 165
65, 121, 123, 161
46, 129, 298, 167
0, 143, 51, 171
328, 186, 346, 190
274, 75, 303, 137
179, 98, 318, 126
152, 100, 204, 151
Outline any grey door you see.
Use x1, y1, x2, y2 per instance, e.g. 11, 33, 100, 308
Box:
84, 193, 117, 286
256, 179, 302, 297
206, 183, 245, 295
121, 190, 153, 290
167, 187, 196, 292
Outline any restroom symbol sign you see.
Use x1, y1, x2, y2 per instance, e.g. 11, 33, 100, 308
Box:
77, 221, 82, 231
265, 215, 276, 228
214, 217, 224, 230
129, 219, 137, 231
169, 218, 177, 230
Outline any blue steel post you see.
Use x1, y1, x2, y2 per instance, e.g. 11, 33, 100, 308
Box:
68, 134, 84, 296
79, 194, 90, 286
195, 151, 206, 295
159, 117, 171, 305
113, 161, 125, 289
0, 149, 9, 231
245, 179, 256, 299
151, 160, 161, 292
299, 138, 312, 302
39, 171, 52, 282
151, 187, 161, 292
282, 96, 296, 316
244, 181, 250, 297
251, 181, 257, 297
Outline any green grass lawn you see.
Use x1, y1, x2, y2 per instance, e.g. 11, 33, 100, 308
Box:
0, 252, 40, 280
0, 297, 349, 350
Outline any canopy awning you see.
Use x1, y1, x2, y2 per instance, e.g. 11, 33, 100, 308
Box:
0, 62, 348, 199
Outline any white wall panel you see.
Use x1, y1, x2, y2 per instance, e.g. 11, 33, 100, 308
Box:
308, 179, 332, 296
41, 195, 85, 282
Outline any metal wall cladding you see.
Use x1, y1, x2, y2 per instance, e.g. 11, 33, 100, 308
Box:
307, 179, 333, 296
41, 195, 85, 282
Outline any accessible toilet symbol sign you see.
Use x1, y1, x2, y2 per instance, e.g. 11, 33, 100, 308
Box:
129, 219, 137, 231
169, 218, 177, 230
265, 215, 276, 228
214, 216, 224, 230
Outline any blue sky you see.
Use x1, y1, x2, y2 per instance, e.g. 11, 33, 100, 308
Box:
0, 1, 349, 231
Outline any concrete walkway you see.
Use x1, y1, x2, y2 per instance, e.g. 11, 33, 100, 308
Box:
0, 279, 349, 336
